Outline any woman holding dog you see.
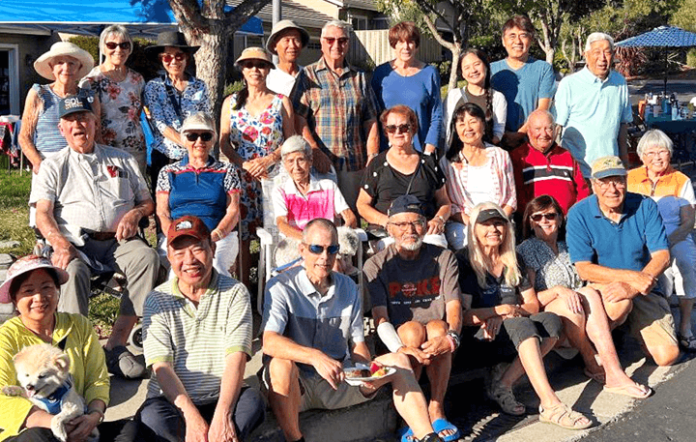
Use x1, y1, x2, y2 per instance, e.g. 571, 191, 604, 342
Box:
0, 255, 109, 442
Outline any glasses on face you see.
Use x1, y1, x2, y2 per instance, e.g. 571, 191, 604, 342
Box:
385, 124, 411, 134
105, 41, 131, 51
323, 37, 349, 46
306, 244, 340, 255
185, 132, 214, 142
160, 52, 186, 64
242, 60, 269, 70
644, 150, 670, 159
531, 212, 558, 222
390, 220, 426, 231
595, 177, 627, 190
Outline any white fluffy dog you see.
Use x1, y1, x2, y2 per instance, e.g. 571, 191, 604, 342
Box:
2, 344, 98, 442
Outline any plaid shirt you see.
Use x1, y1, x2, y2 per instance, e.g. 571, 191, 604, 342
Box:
292, 57, 379, 172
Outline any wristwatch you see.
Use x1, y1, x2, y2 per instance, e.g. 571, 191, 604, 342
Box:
447, 330, 461, 350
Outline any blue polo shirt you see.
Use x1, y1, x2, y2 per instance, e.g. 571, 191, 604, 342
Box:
555, 68, 633, 177
566, 192, 669, 273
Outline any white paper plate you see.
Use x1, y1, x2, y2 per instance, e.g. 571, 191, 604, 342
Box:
344, 366, 396, 386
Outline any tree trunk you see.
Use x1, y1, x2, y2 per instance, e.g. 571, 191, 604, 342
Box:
189, 23, 229, 127
448, 45, 461, 93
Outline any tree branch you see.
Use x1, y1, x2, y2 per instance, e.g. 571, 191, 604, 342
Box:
168, 0, 209, 33
413, 0, 452, 30
420, 12, 456, 51
223, 0, 271, 32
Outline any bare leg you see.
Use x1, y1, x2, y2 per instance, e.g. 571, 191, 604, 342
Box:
423, 320, 450, 423
499, 335, 557, 389
105, 315, 138, 349
398, 321, 427, 380
516, 337, 562, 409
239, 238, 252, 289
266, 358, 303, 442
602, 297, 632, 330
544, 298, 600, 374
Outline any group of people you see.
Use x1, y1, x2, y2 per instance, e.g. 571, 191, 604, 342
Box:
0, 10, 694, 442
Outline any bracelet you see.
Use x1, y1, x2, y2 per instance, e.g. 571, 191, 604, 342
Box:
447, 330, 460, 350
446, 335, 457, 353
436, 215, 446, 224
212, 228, 226, 239
88, 409, 105, 424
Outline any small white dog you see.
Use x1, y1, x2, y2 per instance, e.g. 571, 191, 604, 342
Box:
2, 344, 98, 442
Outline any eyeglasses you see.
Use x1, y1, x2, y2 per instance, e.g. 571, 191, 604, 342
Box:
241, 60, 269, 70
643, 150, 670, 158
531, 212, 558, 222
305, 244, 340, 255
185, 132, 214, 142
594, 177, 627, 190
323, 37, 349, 46
105, 41, 131, 51
389, 220, 426, 230
160, 52, 186, 64
385, 124, 411, 134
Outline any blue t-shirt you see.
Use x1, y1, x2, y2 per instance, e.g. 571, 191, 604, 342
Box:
566, 192, 669, 273
371, 63, 443, 152
490, 57, 555, 132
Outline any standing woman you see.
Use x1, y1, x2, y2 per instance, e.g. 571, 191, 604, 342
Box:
80, 25, 147, 175
444, 49, 507, 146
219, 47, 294, 287
371, 21, 443, 154
144, 31, 210, 193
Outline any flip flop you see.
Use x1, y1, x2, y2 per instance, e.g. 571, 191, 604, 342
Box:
678, 334, 696, 353
603, 383, 652, 399
398, 426, 415, 442
432, 418, 461, 442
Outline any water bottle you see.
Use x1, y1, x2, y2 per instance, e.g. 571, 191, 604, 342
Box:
672, 102, 679, 120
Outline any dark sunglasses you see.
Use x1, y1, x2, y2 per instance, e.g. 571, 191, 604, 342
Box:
385, 124, 411, 134
323, 37, 349, 46
160, 52, 186, 63
531, 213, 558, 222
105, 42, 131, 51
242, 60, 270, 70
185, 132, 214, 142
306, 244, 340, 255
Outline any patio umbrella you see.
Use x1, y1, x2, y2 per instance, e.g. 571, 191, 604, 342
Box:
615, 25, 696, 94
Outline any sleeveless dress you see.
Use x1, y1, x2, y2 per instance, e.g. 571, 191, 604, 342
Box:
227, 92, 285, 240
32, 84, 95, 154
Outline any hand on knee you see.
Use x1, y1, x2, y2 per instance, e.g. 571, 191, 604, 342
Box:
398, 321, 427, 347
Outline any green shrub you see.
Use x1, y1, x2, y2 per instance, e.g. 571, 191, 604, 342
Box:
223, 81, 246, 97
69, 35, 161, 81
687, 49, 696, 68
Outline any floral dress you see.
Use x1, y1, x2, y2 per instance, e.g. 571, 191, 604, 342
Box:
228, 92, 285, 239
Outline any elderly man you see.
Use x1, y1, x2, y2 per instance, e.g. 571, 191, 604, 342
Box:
491, 15, 556, 150
511, 110, 590, 215
31, 95, 158, 379
139, 215, 265, 442
555, 33, 633, 178
266, 19, 310, 97
292, 20, 380, 211
364, 195, 463, 441
262, 218, 443, 442
566, 156, 680, 366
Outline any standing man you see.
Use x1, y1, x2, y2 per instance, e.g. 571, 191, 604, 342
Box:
491, 15, 556, 150
31, 95, 159, 379
292, 20, 380, 211
266, 20, 310, 97
555, 33, 633, 178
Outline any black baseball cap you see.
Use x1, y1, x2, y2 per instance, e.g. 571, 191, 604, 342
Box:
388, 195, 424, 217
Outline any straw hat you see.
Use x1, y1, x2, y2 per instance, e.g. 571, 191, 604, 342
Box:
145, 31, 200, 59
235, 47, 274, 67
34, 42, 94, 81
266, 20, 310, 55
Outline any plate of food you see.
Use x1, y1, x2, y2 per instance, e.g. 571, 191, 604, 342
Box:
344, 362, 396, 386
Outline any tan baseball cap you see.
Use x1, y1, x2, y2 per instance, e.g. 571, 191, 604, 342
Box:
591, 156, 627, 180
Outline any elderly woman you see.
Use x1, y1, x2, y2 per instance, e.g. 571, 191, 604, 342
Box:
272, 135, 356, 240
220, 47, 294, 287
80, 25, 147, 175
444, 49, 507, 146
19, 41, 98, 175
628, 129, 696, 351
357, 105, 450, 248
0, 255, 109, 442
144, 31, 210, 195
156, 113, 241, 278
518, 195, 651, 397
371, 21, 443, 154
440, 103, 516, 250
457, 203, 591, 429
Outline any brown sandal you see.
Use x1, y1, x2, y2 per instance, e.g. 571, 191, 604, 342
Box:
539, 403, 592, 430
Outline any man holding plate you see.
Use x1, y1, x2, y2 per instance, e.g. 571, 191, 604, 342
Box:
261, 218, 442, 442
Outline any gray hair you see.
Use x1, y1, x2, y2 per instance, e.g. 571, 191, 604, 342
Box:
180, 112, 217, 138
321, 20, 352, 38
637, 129, 673, 158
585, 32, 615, 52
99, 25, 133, 55
281, 135, 312, 160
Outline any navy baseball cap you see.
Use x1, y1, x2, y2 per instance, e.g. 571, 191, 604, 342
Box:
388, 195, 424, 217
59, 94, 93, 119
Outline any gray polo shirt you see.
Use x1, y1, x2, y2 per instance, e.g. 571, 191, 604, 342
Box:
262, 266, 364, 374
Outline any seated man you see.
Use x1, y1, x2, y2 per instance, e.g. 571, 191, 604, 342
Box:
262, 218, 442, 442
31, 95, 159, 379
567, 156, 680, 366
139, 215, 265, 441
364, 195, 463, 441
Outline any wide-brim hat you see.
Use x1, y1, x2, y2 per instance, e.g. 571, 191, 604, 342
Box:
34, 42, 94, 81
235, 47, 274, 67
266, 20, 310, 55
0, 255, 69, 304
145, 31, 199, 59
591, 155, 627, 180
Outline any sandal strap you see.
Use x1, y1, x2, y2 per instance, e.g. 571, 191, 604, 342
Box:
541, 403, 585, 427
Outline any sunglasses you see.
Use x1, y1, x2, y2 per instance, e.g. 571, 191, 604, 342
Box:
160, 52, 186, 63
185, 132, 214, 142
323, 37, 349, 46
306, 244, 340, 255
385, 124, 411, 134
242, 60, 270, 70
105, 42, 131, 51
531, 213, 558, 222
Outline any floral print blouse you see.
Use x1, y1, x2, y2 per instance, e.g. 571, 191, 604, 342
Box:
227, 92, 285, 161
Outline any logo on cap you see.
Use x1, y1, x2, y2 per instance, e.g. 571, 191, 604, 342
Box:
175, 220, 193, 231
64, 97, 82, 110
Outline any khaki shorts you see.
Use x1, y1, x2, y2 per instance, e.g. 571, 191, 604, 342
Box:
628, 292, 678, 349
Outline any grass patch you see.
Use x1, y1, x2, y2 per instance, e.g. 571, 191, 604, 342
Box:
0, 170, 34, 256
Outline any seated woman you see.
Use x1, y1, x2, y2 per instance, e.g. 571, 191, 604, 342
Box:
457, 203, 591, 429
628, 129, 696, 352
156, 113, 241, 277
518, 195, 651, 398
0, 255, 110, 442
440, 103, 516, 250
356, 105, 450, 249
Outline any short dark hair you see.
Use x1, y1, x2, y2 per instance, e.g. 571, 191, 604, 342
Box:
9, 269, 60, 302
388, 21, 420, 48
522, 195, 566, 240
380, 105, 419, 138
446, 102, 486, 161
502, 15, 536, 37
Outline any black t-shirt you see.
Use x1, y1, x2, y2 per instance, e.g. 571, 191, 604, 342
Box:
361, 151, 446, 219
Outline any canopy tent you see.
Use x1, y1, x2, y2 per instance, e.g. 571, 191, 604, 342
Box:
0, 0, 263, 38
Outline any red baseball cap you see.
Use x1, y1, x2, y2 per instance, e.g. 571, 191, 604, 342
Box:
167, 215, 211, 244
